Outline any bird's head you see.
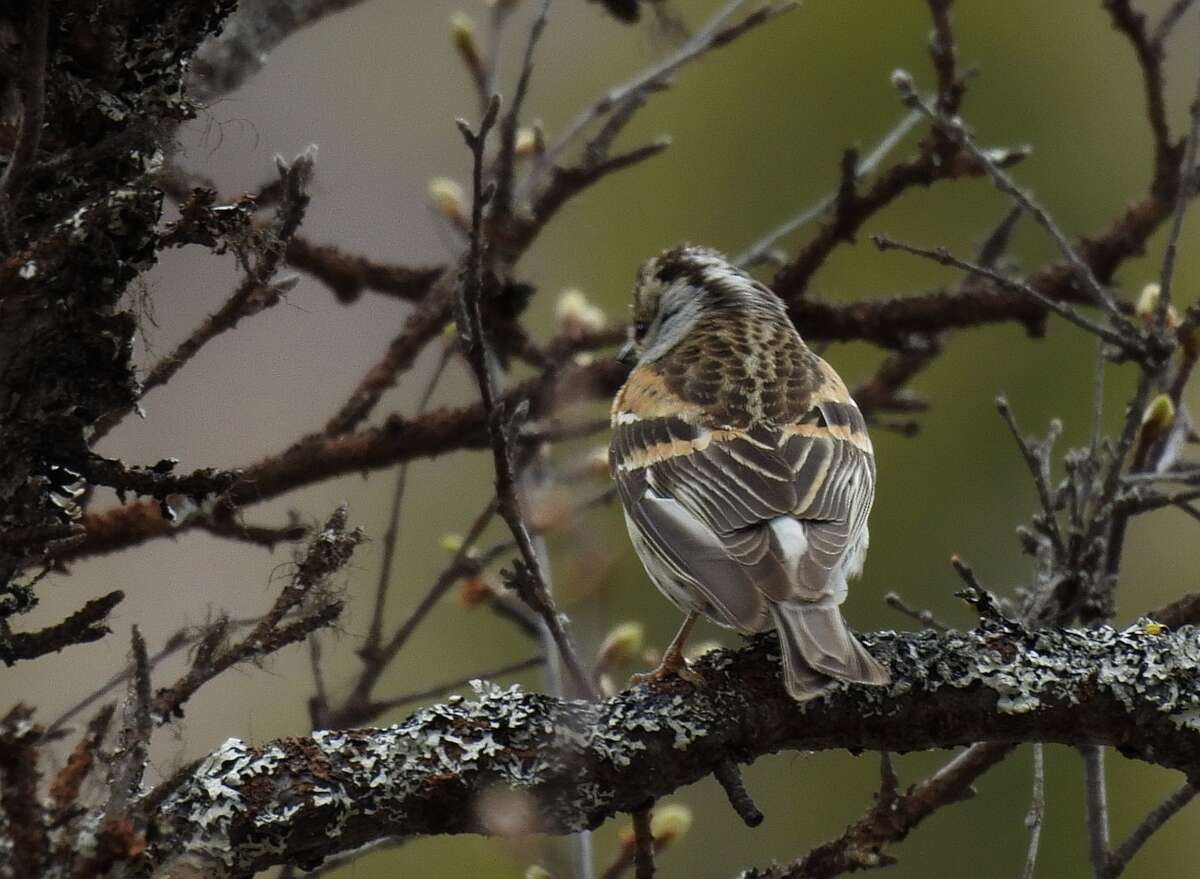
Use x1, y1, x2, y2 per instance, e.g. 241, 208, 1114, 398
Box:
618, 244, 788, 366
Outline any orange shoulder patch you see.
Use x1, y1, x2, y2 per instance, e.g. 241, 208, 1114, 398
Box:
612, 365, 705, 423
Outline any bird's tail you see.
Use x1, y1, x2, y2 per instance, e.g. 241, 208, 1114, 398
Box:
769, 602, 890, 701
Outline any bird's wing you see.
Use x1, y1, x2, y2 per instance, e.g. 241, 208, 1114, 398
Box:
610, 399, 874, 616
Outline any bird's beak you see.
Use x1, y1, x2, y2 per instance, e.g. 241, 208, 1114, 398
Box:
616, 340, 638, 366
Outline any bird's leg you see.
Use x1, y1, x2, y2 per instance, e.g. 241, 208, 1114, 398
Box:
630, 611, 703, 687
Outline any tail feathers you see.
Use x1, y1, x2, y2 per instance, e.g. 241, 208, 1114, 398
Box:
769, 603, 890, 701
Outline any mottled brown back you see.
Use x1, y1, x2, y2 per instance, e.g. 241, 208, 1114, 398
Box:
652, 310, 823, 428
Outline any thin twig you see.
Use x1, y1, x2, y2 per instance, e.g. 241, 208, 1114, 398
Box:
492, 0, 551, 217
361, 341, 455, 656
482, 0, 515, 101
352, 498, 499, 707
0, 590, 125, 666
46, 618, 256, 736
1082, 745, 1110, 878
92, 149, 315, 443
1151, 0, 1197, 46
949, 554, 987, 595
152, 507, 359, 724
891, 73, 1133, 333
1021, 743, 1045, 879
632, 806, 656, 879
141, 151, 314, 396
323, 278, 454, 436
522, 0, 795, 198
1153, 58, 1200, 329
1105, 781, 1197, 877
735, 103, 924, 267
285, 236, 442, 304
884, 591, 949, 632
871, 234, 1134, 352
879, 751, 900, 805
925, 0, 964, 117
713, 761, 764, 827
994, 396, 1066, 556
0, 0, 50, 208
1095, 372, 1156, 606
456, 96, 596, 699
105, 626, 153, 820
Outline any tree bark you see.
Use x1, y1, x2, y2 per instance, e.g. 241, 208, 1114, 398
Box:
149, 620, 1200, 876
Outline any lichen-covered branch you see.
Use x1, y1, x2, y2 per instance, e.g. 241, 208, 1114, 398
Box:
0, 0, 236, 588
147, 623, 1200, 876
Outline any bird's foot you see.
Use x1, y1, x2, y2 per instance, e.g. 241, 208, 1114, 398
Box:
628, 653, 702, 688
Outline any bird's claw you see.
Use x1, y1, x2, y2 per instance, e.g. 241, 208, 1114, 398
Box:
628, 656, 702, 688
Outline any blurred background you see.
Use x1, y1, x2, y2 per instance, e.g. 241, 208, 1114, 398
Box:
11, 1, 1200, 876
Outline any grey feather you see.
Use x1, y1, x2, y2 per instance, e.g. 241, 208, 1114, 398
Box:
613, 409, 884, 698
630, 484, 768, 632
770, 601, 890, 701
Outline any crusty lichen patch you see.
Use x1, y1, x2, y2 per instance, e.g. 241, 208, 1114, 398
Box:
148, 624, 1200, 875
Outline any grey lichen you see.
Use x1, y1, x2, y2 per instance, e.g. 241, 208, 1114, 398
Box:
143, 622, 1200, 875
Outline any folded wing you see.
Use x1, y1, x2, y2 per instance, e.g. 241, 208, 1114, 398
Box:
611, 404, 887, 697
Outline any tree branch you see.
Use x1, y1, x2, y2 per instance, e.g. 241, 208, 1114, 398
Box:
148, 624, 1200, 875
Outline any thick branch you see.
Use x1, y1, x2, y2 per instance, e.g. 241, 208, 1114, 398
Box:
149, 624, 1200, 875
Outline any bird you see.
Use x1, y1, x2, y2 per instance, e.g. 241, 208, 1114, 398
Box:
608, 243, 889, 701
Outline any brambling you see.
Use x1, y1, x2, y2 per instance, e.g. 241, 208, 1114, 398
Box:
609, 244, 889, 701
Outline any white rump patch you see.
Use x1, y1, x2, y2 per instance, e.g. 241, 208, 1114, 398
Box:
768, 517, 808, 574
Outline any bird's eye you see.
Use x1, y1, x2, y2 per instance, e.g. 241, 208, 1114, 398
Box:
633, 320, 649, 338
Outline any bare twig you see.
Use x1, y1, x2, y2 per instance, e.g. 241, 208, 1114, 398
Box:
878, 751, 899, 805
742, 742, 1014, 878
332, 497, 499, 726
1021, 743, 1046, 879
492, 0, 551, 217
994, 396, 1066, 555
632, 807, 656, 879
323, 278, 453, 436
285, 236, 442, 304
1105, 781, 1197, 878
195, 513, 308, 549
512, 139, 671, 257
68, 355, 626, 562
0, 0, 50, 211
891, 72, 1135, 334
871, 234, 1134, 352
1105, 0, 1177, 188
1082, 745, 1111, 878
0, 590, 125, 666
884, 591, 948, 632
92, 149, 315, 443
151, 507, 359, 723
1152, 58, 1200, 329
523, 0, 796, 198
735, 103, 924, 268
47, 618, 257, 736
105, 626, 153, 820
1151, 0, 1197, 46
455, 96, 596, 698
713, 761, 764, 827
926, 0, 963, 118
362, 340, 455, 656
